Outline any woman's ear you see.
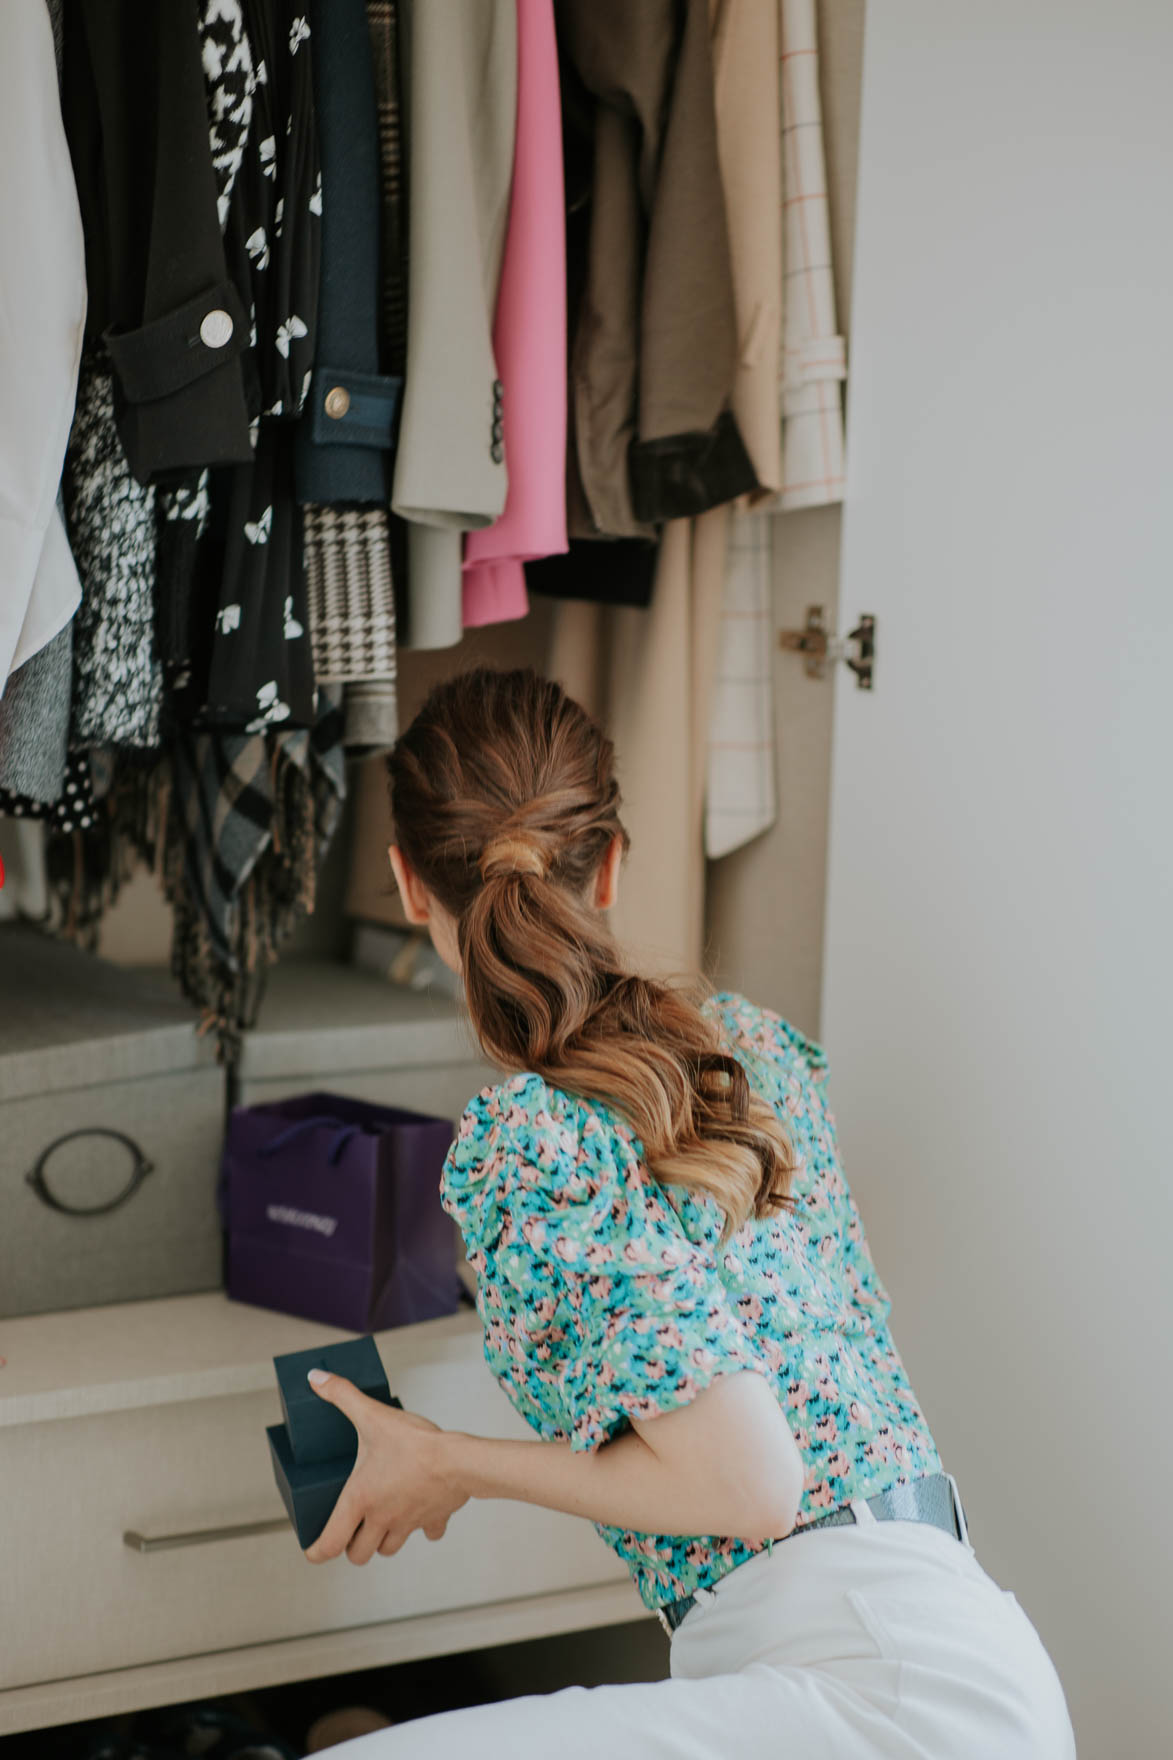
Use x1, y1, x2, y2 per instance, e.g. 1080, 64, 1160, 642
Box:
388, 845, 431, 927
594, 832, 624, 911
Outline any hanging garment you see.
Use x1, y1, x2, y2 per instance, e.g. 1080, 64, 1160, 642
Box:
522, 31, 657, 609
0, 0, 77, 807
0, 819, 51, 923
462, 0, 567, 631
703, 0, 849, 862
199, 426, 318, 732
303, 504, 396, 694
1, 750, 100, 837
0, 624, 72, 806
777, 0, 847, 508
392, 0, 517, 649
322, 0, 410, 751
368, 0, 409, 387
200, 0, 255, 227
165, 693, 346, 1039
62, 359, 164, 749
150, 0, 253, 637
296, 0, 398, 741
555, 0, 756, 536
710, 0, 784, 500
700, 0, 783, 859
64, 0, 255, 738
62, 0, 255, 485
548, 508, 729, 973
0, 0, 86, 688
294, 0, 400, 506
154, 0, 256, 634
340, 677, 398, 753
704, 512, 776, 857
173, 0, 322, 732
526, 539, 659, 610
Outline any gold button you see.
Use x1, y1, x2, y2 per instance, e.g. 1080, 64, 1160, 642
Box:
199, 308, 234, 349
324, 386, 351, 420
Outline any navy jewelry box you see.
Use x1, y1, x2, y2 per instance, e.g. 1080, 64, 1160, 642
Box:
267, 1334, 401, 1548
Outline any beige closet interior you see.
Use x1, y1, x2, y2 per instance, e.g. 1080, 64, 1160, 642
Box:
1, 6, 867, 1728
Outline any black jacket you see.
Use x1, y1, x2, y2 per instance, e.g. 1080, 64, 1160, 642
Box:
63, 0, 254, 485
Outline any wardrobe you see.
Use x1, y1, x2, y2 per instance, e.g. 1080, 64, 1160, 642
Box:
0, 0, 862, 1737
2, 2, 1165, 1756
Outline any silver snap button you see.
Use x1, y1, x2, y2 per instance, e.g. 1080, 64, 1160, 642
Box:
324, 385, 351, 420
199, 308, 234, 349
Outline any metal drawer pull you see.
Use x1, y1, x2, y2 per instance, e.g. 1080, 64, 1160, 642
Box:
123, 1517, 289, 1554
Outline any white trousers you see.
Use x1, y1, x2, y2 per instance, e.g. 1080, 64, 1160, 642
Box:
330, 1505, 1076, 1758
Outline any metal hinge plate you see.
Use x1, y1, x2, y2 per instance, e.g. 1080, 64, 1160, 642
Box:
779, 606, 875, 689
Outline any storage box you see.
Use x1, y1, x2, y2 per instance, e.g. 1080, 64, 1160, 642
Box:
268, 1335, 404, 1547
221, 1091, 463, 1332
0, 927, 224, 1318
235, 958, 495, 1126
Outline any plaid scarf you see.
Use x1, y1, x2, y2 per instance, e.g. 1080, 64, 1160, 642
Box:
166, 692, 346, 1049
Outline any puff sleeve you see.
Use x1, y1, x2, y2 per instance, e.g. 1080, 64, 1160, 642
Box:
442, 1076, 774, 1453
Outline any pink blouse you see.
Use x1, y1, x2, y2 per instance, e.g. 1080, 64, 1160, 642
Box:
462, 0, 567, 628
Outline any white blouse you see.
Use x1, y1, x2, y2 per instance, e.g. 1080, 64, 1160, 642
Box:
0, 0, 86, 688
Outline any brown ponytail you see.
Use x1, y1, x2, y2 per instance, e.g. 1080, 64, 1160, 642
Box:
387, 669, 798, 1237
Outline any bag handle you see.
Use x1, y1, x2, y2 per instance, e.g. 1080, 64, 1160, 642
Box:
27, 1128, 153, 1217
257, 1115, 364, 1166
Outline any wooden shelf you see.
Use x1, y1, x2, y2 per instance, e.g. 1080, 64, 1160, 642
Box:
0, 1290, 482, 1429
240, 959, 483, 1082
0, 1581, 647, 1736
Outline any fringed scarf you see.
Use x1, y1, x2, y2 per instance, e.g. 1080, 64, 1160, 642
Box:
44, 694, 345, 1057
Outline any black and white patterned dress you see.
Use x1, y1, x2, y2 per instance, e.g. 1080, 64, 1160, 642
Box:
171, 0, 322, 733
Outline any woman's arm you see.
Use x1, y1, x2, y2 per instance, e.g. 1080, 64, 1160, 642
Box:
304, 1368, 804, 1567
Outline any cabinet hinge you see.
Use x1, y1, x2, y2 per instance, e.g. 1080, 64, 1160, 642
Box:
779, 606, 875, 689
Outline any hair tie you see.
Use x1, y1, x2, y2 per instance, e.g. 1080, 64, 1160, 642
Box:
479, 834, 549, 881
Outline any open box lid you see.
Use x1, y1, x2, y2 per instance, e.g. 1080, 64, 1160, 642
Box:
0, 926, 214, 1102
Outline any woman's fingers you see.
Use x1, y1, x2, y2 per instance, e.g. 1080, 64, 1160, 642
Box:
345, 1518, 382, 1566
304, 1480, 363, 1563
301, 1385, 453, 1564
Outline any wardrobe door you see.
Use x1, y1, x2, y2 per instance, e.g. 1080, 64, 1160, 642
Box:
820, 8, 1173, 1760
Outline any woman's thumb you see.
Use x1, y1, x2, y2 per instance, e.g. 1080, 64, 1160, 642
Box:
307, 1368, 366, 1429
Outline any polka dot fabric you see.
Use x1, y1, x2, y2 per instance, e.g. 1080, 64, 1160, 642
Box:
441, 992, 943, 1611
0, 752, 97, 833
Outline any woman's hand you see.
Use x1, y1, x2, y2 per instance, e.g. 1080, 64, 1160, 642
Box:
303, 1370, 469, 1566
304, 1367, 802, 1562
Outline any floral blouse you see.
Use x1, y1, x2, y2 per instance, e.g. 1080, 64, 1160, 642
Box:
440, 993, 943, 1611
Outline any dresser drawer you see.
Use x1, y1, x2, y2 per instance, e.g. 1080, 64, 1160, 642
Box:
0, 1319, 627, 1688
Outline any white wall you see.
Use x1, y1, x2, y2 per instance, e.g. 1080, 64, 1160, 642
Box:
822, 4, 1173, 1756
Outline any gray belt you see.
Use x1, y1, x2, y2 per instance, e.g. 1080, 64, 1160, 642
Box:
656, 1471, 969, 1636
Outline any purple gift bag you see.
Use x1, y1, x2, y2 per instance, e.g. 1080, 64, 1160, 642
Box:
219, 1092, 464, 1332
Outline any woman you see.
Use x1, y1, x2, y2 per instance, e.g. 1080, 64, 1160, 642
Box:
305, 669, 1075, 1757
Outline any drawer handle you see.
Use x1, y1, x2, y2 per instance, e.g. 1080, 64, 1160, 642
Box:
123, 1517, 289, 1554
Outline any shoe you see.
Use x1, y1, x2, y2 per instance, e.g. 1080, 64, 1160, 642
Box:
304, 1709, 393, 1752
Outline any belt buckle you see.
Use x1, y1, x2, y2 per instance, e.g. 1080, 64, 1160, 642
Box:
944, 1471, 972, 1549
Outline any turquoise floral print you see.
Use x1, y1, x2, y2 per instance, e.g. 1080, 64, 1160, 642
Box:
441, 993, 943, 1611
